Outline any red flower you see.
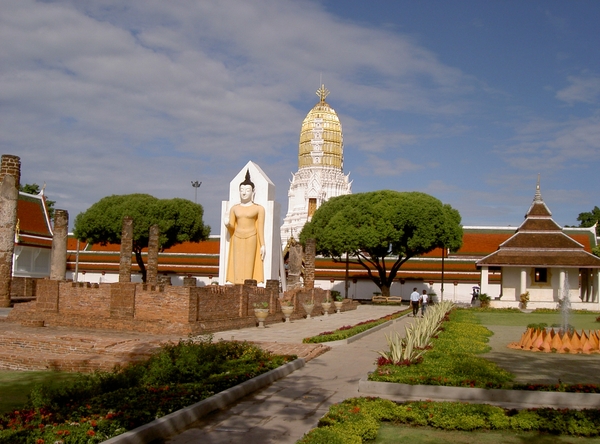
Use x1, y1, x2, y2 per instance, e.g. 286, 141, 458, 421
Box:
36, 440, 44, 444
87, 429, 96, 436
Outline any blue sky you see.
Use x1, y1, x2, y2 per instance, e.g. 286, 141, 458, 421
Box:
2, 0, 599, 233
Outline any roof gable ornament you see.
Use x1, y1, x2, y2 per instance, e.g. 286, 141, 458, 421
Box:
525, 174, 552, 218
533, 173, 542, 203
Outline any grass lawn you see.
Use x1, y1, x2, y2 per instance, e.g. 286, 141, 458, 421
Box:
0, 370, 79, 414
376, 424, 600, 443
473, 310, 600, 330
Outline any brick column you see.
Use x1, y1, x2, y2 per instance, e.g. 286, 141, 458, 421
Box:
0, 155, 21, 190
183, 276, 197, 287
49, 209, 69, 280
304, 238, 316, 289
266, 279, 279, 293
146, 224, 159, 286
287, 243, 303, 289
0, 174, 18, 307
119, 216, 133, 282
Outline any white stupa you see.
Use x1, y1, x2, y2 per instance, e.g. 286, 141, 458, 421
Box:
280, 85, 352, 247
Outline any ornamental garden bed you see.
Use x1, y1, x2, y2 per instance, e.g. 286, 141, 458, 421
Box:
298, 397, 600, 443
370, 308, 600, 391
0, 336, 295, 443
302, 309, 410, 343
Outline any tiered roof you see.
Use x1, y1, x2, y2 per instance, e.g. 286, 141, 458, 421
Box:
477, 181, 600, 269
16, 192, 53, 248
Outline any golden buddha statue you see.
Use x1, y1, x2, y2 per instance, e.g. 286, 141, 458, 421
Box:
224, 170, 265, 284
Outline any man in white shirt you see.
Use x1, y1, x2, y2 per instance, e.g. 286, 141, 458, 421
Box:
410, 288, 420, 317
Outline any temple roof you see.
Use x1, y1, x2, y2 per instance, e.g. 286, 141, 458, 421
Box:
477, 181, 600, 269
16, 192, 53, 248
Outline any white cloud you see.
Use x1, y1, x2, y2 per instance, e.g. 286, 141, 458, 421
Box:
556, 75, 600, 105
2, 0, 597, 234
1, 0, 478, 231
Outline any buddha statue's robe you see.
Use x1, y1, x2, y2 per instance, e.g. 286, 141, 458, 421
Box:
226, 203, 265, 284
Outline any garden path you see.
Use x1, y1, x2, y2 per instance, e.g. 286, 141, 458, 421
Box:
164, 306, 413, 444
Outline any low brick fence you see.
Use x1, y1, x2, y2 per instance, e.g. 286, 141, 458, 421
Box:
7, 280, 358, 335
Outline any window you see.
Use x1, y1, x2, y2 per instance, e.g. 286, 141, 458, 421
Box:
534, 268, 547, 283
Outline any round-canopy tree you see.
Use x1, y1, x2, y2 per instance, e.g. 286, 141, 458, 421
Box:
73, 194, 211, 283
300, 190, 463, 296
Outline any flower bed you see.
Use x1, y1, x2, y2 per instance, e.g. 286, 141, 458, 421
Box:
376, 301, 454, 366
370, 308, 600, 393
370, 308, 515, 388
302, 309, 409, 343
0, 336, 295, 443
298, 397, 600, 443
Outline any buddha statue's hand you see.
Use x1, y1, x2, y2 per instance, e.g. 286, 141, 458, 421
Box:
260, 245, 266, 260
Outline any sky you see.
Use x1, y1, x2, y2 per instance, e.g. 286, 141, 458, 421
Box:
2, 0, 600, 234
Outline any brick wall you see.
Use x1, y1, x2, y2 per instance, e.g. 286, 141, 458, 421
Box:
135, 285, 194, 324
6, 280, 358, 335
10, 277, 37, 298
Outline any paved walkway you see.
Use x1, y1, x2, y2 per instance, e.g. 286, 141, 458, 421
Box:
165, 306, 411, 444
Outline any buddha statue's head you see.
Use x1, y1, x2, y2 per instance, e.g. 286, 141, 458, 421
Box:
239, 169, 255, 204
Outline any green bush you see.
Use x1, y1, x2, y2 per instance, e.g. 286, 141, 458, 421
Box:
526, 322, 548, 331
370, 309, 514, 388
299, 398, 600, 443
0, 337, 295, 443
298, 427, 361, 444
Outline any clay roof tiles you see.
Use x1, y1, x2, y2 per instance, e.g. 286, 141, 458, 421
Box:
16, 192, 53, 248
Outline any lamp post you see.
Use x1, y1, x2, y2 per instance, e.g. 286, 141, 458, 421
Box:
441, 245, 445, 302
191, 181, 202, 203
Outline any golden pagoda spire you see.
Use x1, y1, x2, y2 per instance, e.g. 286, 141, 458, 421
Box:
316, 84, 330, 103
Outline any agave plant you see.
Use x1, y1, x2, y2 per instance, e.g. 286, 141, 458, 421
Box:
377, 301, 455, 365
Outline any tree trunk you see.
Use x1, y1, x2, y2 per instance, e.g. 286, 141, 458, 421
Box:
380, 284, 390, 297
134, 249, 147, 283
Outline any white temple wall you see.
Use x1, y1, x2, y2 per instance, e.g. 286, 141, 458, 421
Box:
501, 268, 520, 301
316, 278, 487, 304
497, 266, 583, 303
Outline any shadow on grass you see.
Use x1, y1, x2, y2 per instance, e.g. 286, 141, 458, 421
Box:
0, 370, 79, 414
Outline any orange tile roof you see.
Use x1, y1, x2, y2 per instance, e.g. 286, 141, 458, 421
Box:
16, 193, 52, 248
66, 225, 598, 279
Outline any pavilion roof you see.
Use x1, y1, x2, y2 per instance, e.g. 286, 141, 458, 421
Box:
477, 181, 600, 269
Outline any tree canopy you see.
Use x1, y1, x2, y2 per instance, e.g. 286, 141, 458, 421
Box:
73, 194, 211, 282
300, 190, 463, 296
577, 206, 600, 235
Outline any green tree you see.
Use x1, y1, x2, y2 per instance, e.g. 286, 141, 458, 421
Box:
577, 206, 600, 236
19, 183, 55, 219
300, 190, 463, 296
73, 194, 210, 282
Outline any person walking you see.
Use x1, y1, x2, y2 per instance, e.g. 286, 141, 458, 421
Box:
421, 289, 428, 317
410, 288, 420, 317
